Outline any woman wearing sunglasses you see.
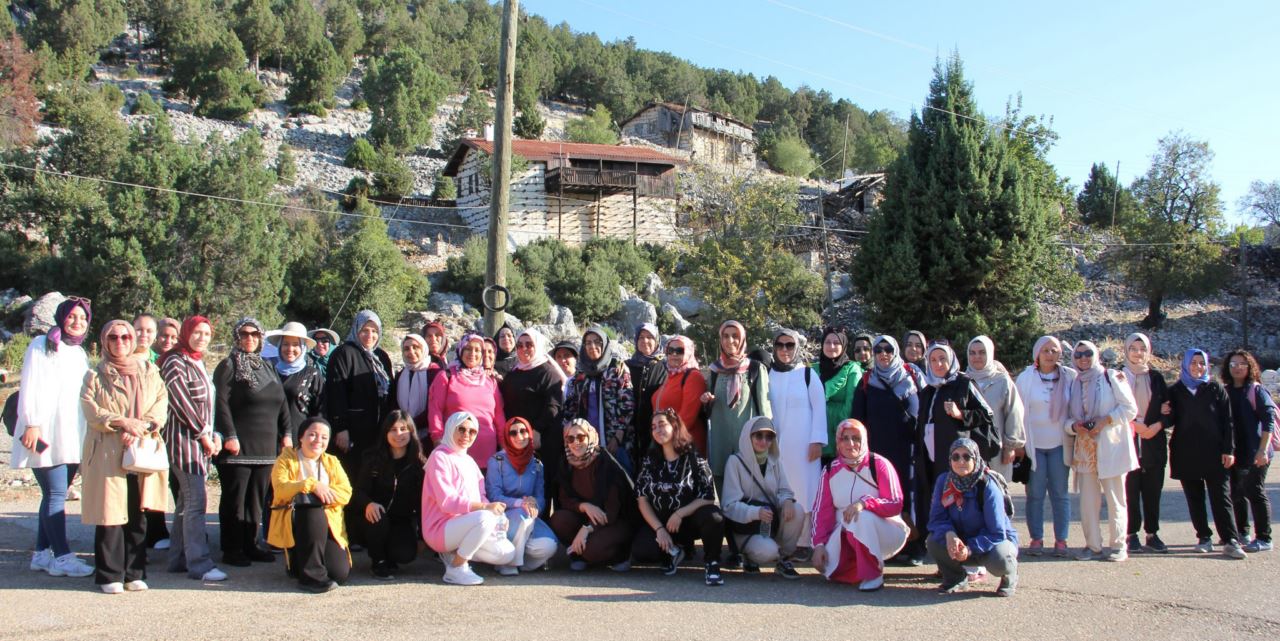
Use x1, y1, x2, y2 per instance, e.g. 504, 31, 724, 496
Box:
928, 438, 1019, 596
486, 417, 559, 575
500, 329, 566, 505
549, 418, 637, 572
1067, 341, 1138, 562
1221, 349, 1274, 553
721, 416, 802, 577
1014, 336, 1078, 558
766, 328, 826, 564
651, 335, 708, 456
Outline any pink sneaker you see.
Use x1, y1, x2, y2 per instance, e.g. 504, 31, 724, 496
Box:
1053, 540, 1070, 557
1026, 539, 1044, 556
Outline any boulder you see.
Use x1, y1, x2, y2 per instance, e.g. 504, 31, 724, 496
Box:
428, 292, 467, 317
659, 286, 706, 319
543, 305, 577, 337
617, 298, 657, 336
641, 272, 664, 299
829, 272, 853, 301
24, 292, 67, 336
4, 294, 31, 316
661, 303, 691, 334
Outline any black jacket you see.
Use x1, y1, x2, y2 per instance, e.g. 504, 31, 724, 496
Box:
626, 356, 668, 459
500, 362, 565, 478
213, 359, 290, 466
917, 373, 996, 476
1132, 369, 1170, 469
1167, 380, 1233, 480
324, 342, 394, 455
352, 449, 425, 523
278, 364, 325, 440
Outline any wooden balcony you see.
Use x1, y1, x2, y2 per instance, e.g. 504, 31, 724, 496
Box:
544, 167, 637, 193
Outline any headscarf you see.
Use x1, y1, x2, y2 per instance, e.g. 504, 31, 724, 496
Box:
1069, 340, 1106, 422
451, 332, 489, 385
273, 335, 310, 378
44, 298, 92, 353
422, 320, 451, 367
770, 328, 804, 374
737, 416, 778, 478
867, 335, 919, 418
965, 335, 1008, 383
396, 334, 431, 418
709, 320, 752, 407
1123, 333, 1153, 415
818, 327, 850, 382
836, 418, 869, 470
229, 317, 270, 391
903, 330, 927, 365
501, 416, 536, 475
1031, 335, 1070, 423
564, 418, 600, 469
626, 323, 662, 369
441, 410, 476, 453
99, 319, 145, 418
923, 342, 960, 388
852, 333, 875, 367
1179, 348, 1211, 393
167, 315, 210, 365
577, 325, 614, 379
493, 323, 516, 362
514, 328, 564, 384
348, 310, 389, 398
941, 438, 987, 510
663, 335, 700, 375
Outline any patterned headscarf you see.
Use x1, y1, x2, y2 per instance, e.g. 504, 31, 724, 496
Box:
564, 418, 600, 469
230, 317, 270, 391
868, 335, 919, 419
941, 438, 987, 510
663, 335, 700, 375
348, 310, 389, 398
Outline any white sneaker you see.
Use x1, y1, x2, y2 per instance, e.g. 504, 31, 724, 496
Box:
859, 575, 885, 592
496, 564, 519, 576
48, 553, 94, 578
201, 568, 228, 582
443, 562, 484, 586
153, 539, 171, 551
30, 549, 52, 572
124, 580, 148, 592
100, 582, 124, 594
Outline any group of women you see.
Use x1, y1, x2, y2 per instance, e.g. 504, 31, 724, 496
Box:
9, 301, 1273, 598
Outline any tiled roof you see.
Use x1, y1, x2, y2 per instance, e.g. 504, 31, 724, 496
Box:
443, 138, 684, 176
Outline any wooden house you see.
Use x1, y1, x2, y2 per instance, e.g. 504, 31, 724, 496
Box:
619, 102, 756, 168
442, 138, 685, 246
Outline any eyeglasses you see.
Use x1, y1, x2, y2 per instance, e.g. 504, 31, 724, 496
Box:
583, 338, 604, 347
508, 428, 530, 437
565, 433, 592, 444
873, 345, 895, 355
950, 452, 974, 462
516, 341, 535, 349
750, 432, 776, 442
105, 334, 133, 342
1229, 362, 1249, 369
773, 341, 797, 350
1073, 350, 1094, 359
665, 346, 685, 356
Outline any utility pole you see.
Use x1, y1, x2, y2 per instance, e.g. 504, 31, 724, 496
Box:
1241, 234, 1250, 349
1109, 160, 1121, 227
483, 0, 519, 336
817, 115, 849, 317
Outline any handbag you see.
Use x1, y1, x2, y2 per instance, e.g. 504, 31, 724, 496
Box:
1011, 454, 1032, 484
123, 435, 170, 473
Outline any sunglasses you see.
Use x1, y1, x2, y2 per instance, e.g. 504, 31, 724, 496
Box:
508, 427, 530, 437
66, 295, 92, 305
773, 341, 797, 350
105, 334, 133, 342
516, 341, 536, 349
1073, 350, 1094, 359
873, 345, 895, 355
456, 427, 478, 436
750, 432, 776, 441
950, 452, 974, 462
665, 346, 685, 356
239, 330, 262, 338
565, 433, 592, 444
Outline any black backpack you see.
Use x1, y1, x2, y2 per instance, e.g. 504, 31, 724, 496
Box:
2, 391, 17, 437
976, 470, 1015, 517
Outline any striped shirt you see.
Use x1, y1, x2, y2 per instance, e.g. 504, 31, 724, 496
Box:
162, 354, 215, 475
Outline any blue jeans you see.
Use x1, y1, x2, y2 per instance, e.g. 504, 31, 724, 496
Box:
32, 464, 78, 557
1026, 447, 1070, 542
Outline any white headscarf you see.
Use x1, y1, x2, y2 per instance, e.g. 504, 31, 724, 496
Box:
441, 410, 476, 453
514, 327, 564, 384
965, 335, 1008, 382
396, 334, 430, 418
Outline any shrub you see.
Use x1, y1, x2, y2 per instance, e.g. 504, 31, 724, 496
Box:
344, 137, 377, 170
342, 176, 370, 210
1, 333, 31, 372
371, 147, 413, 198
584, 237, 652, 292
130, 92, 164, 116
275, 144, 296, 185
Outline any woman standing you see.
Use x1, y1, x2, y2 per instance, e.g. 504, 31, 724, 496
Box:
428, 333, 506, 467
132, 314, 159, 364
633, 410, 726, 586
324, 310, 393, 477
133, 313, 170, 550
965, 336, 1025, 478
268, 417, 351, 593
354, 410, 425, 579
155, 318, 180, 356
850, 333, 874, 373
549, 419, 637, 571
702, 320, 771, 481
1014, 336, 1077, 557
927, 438, 1019, 597
13, 297, 94, 578
563, 327, 636, 472
651, 335, 707, 456
1067, 340, 1138, 562
159, 317, 226, 582
493, 324, 519, 378
815, 327, 862, 465
421, 320, 451, 385
389, 334, 432, 436
1121, 333, 1171, 553
1221, 349, 1273, 553
306, 329, 339, 377
213, 317, 291, 567
269, 322, 325, 441
720, 416, 801, 577
627, 324, 668, 464
486, 417, 559, 575
1164, 349, 1245, 558
902, 330, 928, 381
811, 419, 909, 592
79, 320, 169, 593
499, 329, 565, 502
767, 328, 826, 561
422, 411, 518, 586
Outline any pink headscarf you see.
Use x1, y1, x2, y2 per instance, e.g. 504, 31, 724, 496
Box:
664, 335, 700, 375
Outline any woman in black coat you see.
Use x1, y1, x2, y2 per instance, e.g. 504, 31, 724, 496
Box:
626, 323, 668, 464
269, 322, 325, 442
498, 328, 565, 502
353, 410, 426, 579
214, 317, 291, 566
324, 310, 393, 477
1121, 333, 1171, 553
1221, 349, 1274, 553
1162, 349, 1245, 559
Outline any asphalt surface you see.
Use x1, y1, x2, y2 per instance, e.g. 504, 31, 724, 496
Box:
1, 471, 1278, 641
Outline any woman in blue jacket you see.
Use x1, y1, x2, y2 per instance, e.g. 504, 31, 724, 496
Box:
486, 417, 559, 574
927, 438, 1019, 597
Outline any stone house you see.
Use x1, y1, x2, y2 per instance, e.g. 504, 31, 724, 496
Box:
619, 102, 756, 169
442, 138, 685, 246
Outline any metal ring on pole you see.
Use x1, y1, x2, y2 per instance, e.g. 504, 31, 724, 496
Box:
482, 285, 510, 312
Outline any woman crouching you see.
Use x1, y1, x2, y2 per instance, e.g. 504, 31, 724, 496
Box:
268, 417, 351, 593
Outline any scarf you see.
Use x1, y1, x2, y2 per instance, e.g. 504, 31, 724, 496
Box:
444, 332, 488, 387
903, 330, 927, 366
923, 342, 960, 388
868, 335, 919, 418
45, 298, 92, 353
494, 323, 516, 363
274, 338, 309, 377
100, 320, 145, 419
423, 321, 451, 368
1179, 348, 1210, 393
663, 335, 700, 375
230, 317, 270, 392
441, 410, 476, 453
348, 310, 390, 398
396, 334, 431, 418
770, 328, 804, 373
818, 327, 850, 382
1123, 333, 1153, 416
625, 323, 661, 368
578, 326, 614, 379
1069, 340, 1106, 422
514, 328, 564, 384
1031, 336, 1070, 424
564, 418, 601, 469
941, 438, 987, 510
965, 335, 1008, 383
501, 417, 536, 475
836, 419, 869, 470
710, 320, 752, 407
852, 333, 874, 368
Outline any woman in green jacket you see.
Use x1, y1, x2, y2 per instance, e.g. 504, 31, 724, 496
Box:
814, 327, 862, 465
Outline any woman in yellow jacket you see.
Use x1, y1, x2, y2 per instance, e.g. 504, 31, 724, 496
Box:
268, 416, 352, 593
79, 320, 169, 594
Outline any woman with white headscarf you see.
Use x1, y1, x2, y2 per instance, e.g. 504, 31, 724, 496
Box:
1120, 332, 1171, 554
765, 328, 826, 562
721, 416, 802, 577
1067, 340, 1138, 562
422, 411, 519, 586
1014, 336, 1078, 558
389, 333, 432, 435
966, 336, 1026, 478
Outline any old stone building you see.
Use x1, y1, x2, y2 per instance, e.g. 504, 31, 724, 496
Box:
619, 102, 756, 169
441, 138, 685, 246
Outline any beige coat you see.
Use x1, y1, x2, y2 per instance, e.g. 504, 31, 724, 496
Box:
79, 360, 170, 526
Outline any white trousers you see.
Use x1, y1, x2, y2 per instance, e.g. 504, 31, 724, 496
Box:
1079, 471, 1128, 552
442, 511, 516, 566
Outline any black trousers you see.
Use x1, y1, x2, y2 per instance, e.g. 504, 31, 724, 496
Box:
216, 463, 271, 556
1181, 474, 1238, 543
631, 504, 725, 564
1230, 460, 1272, 542
94, 474, 147, 585
364, 513, 419, 565
288, 507, 350, 586
1126, 465, 1165, 536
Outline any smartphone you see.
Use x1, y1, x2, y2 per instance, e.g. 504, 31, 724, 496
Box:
33, 438, 49, 454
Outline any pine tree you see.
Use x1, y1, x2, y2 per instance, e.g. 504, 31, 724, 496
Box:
362, 46, 450, 151
564, 104, 619, 145
233, 0, 283, 73
442, 88, 492, 152
1077, 162, 1137, 227
275, 144, 296, 185
285, 36, 343, 115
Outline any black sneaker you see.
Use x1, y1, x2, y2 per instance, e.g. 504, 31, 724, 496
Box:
775, 559, 800, 580
704, 561, 724, 586
791, 547, 813, 563
221, 552, 252, 567
1126, 534, 1142, 553
662, 547, 685, 576
1144, 534, 1169, 554
372, 561, 396, 580
300, 578, 338, 594
722, 553, 743, 570
246, 547, 276, 563
743, 560, 761, 573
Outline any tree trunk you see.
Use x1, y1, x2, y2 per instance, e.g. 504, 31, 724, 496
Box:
1139, 294, 1166, 329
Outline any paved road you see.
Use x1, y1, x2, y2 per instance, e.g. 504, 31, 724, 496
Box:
0, 473, 1277, 641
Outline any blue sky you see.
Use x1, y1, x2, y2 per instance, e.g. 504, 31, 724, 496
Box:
522, 0, 1277, 224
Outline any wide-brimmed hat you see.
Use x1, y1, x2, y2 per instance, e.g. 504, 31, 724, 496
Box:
268, 321, 317, 349
309, 328, 339, 345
